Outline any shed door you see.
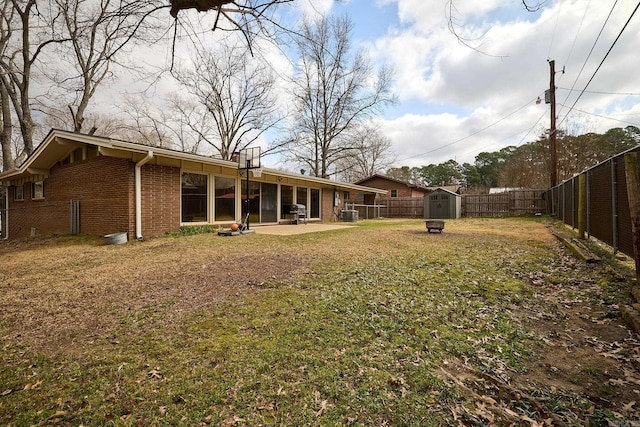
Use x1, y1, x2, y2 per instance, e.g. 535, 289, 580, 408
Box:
430, 194, 450, 218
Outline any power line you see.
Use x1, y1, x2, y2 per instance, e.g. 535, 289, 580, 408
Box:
562, 0, 591, 67
557, 87, 640, 96
558, 1, 640, 128
396, 97, 540, 162
547, 0, 564, 59
557, 102, 640, 127
556, 0, 618, 119
456, 109, 548, 160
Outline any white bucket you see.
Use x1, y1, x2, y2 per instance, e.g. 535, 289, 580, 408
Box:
104, 232, 128, 245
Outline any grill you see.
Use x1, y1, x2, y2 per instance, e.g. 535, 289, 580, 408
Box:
287, 204, 307, 224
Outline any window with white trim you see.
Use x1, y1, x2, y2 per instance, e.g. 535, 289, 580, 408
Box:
181, 172, 208, 222
31, 181, 44, 200
14, 185, 24, 201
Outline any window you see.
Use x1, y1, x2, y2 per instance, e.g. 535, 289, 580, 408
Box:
31, 181, 44, 200
296, 186, 307, 207
280, 185, 293, 219
261, 183, 278, 223
214, 176, 235, 222
390, 189, 398, 197
310, 188, 320, 218
14, 185, 24, 201
181, 172, 208, 222
241, 181, 260, 224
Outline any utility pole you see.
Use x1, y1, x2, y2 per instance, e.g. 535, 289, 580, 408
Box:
548, 59, 558, 188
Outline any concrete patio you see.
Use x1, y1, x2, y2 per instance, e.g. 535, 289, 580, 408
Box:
252, 223, 356, 236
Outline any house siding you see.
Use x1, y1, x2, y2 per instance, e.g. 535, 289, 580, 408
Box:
321, 189, 339, 222
7, 156, 134, 239
7, 158, 184, 240
356, 176, 427, 198
140, 164, 181, 238
1, 130, 383, 240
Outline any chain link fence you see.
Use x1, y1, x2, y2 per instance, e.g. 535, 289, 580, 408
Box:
547, 146, 639, 258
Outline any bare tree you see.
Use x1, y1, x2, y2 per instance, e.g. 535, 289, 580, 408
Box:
169, 0, 294, 53
446, 0, 548, 57
165, 94, 215, 154
334, 124, 395, 182
0, 84, 13, 172
46, 0, 166, 132
285, 14, 395, 178
117, 95, 176, 148
0, 0, 70, 156
172, 42, 281, 160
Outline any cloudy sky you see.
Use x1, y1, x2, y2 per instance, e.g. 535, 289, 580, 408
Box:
279, 0, 640, 169
104, 0, 639, 172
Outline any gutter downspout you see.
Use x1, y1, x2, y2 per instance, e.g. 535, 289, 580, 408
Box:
135, 151, 154, 240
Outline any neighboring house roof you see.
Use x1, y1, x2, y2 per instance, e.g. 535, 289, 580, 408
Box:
489, 187, 524, 194
0, 129, 387, 195
354, 174, 431, 193
355, 175, 461, 195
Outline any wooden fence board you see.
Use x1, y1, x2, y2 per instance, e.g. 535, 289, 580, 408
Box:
462, 190, 546, 217
374, 190, 546, 219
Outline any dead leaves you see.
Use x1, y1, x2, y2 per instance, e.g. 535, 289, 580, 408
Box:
148, 367, 163, 379
23, 379, 43, 390
313, 390, 332, 417
439, 364, 572, 426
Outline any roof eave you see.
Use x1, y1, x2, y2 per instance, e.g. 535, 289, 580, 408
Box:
0, 129, 386, 195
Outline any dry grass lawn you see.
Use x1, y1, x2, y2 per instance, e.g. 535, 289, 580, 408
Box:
0, 217, 638, 426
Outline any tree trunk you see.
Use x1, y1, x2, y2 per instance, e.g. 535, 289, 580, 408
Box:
0, 84, 14, 171
170, 0, 233, 17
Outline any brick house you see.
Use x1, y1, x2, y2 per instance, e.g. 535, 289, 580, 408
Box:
0, 129, 385, 240
353, 174, 432, 204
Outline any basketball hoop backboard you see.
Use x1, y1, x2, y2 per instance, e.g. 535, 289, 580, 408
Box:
238, 147, 261, 169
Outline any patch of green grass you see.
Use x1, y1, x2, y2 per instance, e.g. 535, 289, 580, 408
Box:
0, 218, 631, 426
168, 224, 221, 236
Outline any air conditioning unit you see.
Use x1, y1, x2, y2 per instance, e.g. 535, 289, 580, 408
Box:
341, 209, 358, 222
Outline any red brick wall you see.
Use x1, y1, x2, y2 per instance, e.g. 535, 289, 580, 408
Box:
356, 177, 418, 198
6, 157, 184, 240
321, 189, 339, 222
6, 186, 70, 239
7, 156, 135, 239
396, 188, 414, 197
140, 164, 181, 238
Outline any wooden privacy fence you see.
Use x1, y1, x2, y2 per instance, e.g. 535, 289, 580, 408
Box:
379, 197, 424, 218
368, 190, 546, 219
462, 190, 547, 217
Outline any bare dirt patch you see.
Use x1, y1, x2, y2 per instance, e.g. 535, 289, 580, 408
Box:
0, 235, 311, 354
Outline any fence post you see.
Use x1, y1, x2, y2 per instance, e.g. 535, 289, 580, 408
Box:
612, 159, 618, 254
560, 183, 565, 223
578, 174, 586, 239
624, 153, 640, 282
586, 170, 591, 238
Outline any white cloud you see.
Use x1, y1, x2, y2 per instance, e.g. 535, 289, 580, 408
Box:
364, 0, 640, 170
294, 0, 335, 18
46, 0, 640, 175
